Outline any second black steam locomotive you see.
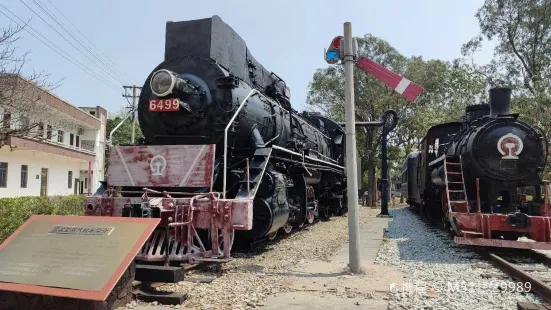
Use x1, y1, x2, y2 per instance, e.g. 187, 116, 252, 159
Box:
400, 87, 551, 249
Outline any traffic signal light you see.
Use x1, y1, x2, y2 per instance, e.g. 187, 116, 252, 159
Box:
324, 36, 359, 64
324, 36, 343, 64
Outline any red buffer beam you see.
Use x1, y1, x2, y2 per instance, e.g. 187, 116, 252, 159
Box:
356, 56, 424, 103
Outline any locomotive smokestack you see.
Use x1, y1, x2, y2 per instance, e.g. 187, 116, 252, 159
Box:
489, 87, 512, 118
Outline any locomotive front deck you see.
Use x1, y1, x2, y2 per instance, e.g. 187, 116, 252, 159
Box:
84, 144, 253, 263
451, 180, 551, 250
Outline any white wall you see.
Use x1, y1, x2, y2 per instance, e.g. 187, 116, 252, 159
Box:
0, 149, 87, 198
93, 113, 106, 190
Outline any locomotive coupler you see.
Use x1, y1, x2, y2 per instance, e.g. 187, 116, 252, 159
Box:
122, 202, 153, 218
507, 212, 531, 228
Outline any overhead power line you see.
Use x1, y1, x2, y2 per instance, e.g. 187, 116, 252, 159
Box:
43, 0, 135, 85
0, 4, 122, 93
33, 0, 134, 85
17, 0, 127, 87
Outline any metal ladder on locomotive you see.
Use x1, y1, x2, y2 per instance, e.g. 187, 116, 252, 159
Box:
442, 155, 485, 237
443, 155, 468, 213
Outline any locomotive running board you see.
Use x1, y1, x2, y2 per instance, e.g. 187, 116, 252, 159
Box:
454, 237, 551, 250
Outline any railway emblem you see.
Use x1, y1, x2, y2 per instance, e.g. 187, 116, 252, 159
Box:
497, 133, 524, 159
150, 155, 167, 176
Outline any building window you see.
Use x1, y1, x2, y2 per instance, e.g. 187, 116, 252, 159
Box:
84, 178, 88, 189
20, 116, 30, 129
47, 125, 52, 139
37, 122, 44, 137
89, 111, 96, 116
57, 130, 64, 143
3, 113, 11, 129
68, 171, 72, 188
76, 135, 80, 148
70, 133, 74, 146
0, 162, 7, 188
20, 165, 28, 188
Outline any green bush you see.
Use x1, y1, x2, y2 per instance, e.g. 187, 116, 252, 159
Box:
0, 195, 85, 243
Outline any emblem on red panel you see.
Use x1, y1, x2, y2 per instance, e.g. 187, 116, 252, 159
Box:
497, 133, 523, 159
150, 155, 167, 176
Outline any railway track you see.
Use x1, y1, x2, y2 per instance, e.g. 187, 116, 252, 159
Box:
410, 207, 551, 308
478, 249, 551, 309
129, 220, 324, 305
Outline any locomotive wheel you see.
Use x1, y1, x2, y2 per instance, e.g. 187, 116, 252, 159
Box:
207, 229, 235, 256
319, 206, 330, 221
420, 201, 428, 218
282, 223, 293, 234
267, 231, 278, 240
306, 211, 314, 224
441, 217, 448, 230
335, 198, 346, 216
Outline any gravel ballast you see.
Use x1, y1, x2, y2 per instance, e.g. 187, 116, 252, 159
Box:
128, 208, 378, 309
376, 207, 543, 310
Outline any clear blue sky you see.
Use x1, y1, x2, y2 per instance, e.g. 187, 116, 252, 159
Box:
1, 0, 494, 115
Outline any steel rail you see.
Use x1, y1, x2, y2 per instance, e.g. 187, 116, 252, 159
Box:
486, 252, 551, 303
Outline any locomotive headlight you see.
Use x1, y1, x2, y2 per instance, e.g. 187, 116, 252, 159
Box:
150, 69, 177, 97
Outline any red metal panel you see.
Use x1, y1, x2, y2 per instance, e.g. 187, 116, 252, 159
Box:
451, 212, 551, 244
451, 201, 469, 213
455, 236, 551, 250
107, 144, 215, 188
355, 57, 424, 102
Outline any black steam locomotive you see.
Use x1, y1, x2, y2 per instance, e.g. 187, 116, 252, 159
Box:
131, 15, 347, 242
400, 87, 551, 248
81, 15, 349, 287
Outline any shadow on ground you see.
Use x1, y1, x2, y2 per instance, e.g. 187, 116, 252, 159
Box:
383, 207, 481, 265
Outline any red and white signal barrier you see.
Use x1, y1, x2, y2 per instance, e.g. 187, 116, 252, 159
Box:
355, 57, 424, 103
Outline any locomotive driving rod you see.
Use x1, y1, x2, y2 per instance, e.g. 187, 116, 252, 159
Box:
339, 109, 399, 216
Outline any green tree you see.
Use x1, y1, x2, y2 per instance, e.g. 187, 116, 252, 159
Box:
463, 0, 551, 178
463, 0, 550, 95
308, 34, 485, 206
104, 109, 142, 173
106, 109, 142, 146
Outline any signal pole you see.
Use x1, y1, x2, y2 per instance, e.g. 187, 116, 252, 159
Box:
122, 85, 142, 144
343, 22, 361, 274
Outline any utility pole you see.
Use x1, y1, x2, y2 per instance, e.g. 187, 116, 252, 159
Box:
122, 85, 142, 144
325, 22, 408, 274
342, 22, 361, 274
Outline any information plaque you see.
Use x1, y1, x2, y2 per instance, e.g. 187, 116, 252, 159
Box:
0, 215, 159, 301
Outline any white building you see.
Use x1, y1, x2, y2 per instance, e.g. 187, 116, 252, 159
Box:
0, 75, 107, 198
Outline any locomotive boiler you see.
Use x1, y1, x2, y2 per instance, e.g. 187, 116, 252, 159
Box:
84, 15, 347, 270
400, 87, 551, 249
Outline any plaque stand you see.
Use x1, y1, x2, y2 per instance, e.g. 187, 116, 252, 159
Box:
134, 282, 187, 305
0, 262, 135, 310
133, 264, 187, 305
0, 215, 161, 310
